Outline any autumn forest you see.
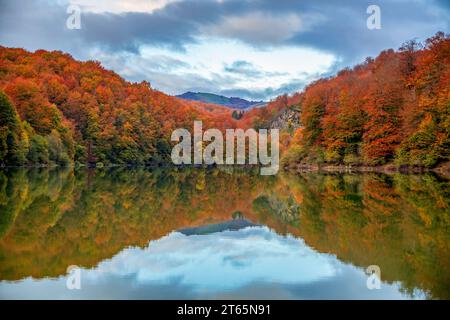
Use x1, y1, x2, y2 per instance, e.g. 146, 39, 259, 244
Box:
0, 32, 448, 170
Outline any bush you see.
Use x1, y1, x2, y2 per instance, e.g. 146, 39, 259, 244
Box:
343, 153, 361, 165
396, 116, 449, 168
324, 149, 341, 163
46, 130, 70, 165
28, 134, 49, 164
281, 145, 306, 167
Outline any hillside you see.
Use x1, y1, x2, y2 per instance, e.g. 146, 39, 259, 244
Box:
286, 32, 449, 169
240, 32, 449, 170
0, 47, 237, 166
176, 91, 266, 109
0, 32, 448, 169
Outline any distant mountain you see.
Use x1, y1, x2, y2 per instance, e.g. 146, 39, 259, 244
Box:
176, 91, 266, 109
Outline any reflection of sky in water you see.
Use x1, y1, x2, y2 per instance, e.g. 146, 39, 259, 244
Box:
95, 227, 336, 289
0, 226, 424, 299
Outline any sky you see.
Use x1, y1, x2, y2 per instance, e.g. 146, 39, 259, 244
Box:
0, 0, 448, 101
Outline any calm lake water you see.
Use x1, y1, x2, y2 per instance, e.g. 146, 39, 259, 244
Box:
0, 168, 448, 299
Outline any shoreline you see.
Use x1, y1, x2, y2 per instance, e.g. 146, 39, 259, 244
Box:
283, 162, 450, 178
1, 162, 449, 178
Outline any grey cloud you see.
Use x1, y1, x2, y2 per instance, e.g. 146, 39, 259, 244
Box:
286, 0, 449, 64
219, 79, 308, 102
204, 11, 305, 46
224, 60, 257, 74
0, 0, 87, 57
2, 0, 448, 59
0, 0, 448, 100
223, 60, 287, 78
132, 54, 190, 72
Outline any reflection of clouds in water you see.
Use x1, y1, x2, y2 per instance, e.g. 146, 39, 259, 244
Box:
86, 226, 338, 291
0, 226, 421, 299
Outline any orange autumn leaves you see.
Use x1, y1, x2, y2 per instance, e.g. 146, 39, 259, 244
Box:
0, 47, 238, 166
283, 32, 449, 168
0, 32, 449, 168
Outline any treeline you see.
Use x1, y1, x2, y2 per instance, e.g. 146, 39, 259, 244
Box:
283, 32, 449, 168
0, 47, 235, 167
1, 32, 448, 168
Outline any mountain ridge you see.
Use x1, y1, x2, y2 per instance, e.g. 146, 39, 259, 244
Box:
176, 91, 266, 110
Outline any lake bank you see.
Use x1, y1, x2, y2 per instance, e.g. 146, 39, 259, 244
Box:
283, 161, 450, 178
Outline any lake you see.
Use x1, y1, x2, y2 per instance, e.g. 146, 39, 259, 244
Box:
0, 167, 448, 299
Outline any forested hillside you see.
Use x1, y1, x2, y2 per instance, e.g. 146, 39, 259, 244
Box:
281, 32, 449, 169
0, 47, 236, 166
0, 32, 448, 169
176, 91, 266, 109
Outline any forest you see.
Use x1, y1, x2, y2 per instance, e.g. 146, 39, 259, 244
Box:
0, 47, 237, 167
0, 32, 448, 169
280, 32, 449, 169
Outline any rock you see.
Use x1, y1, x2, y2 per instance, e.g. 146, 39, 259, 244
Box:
269, 107, 301, 131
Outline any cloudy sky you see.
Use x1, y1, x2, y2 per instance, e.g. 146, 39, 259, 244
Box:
0, 0, 448, 100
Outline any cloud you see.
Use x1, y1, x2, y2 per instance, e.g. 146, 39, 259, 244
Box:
223, 60, 287, 78
90, 227, 338, 289
0, 225, 414, 299
0, 0, 448, 100
69, 0, 178, 14
284, 0, 449, 64
90, 39, 335, 100
3, 0, 447, 59
204, 12, 304, 45
224, 60, 259, 75
218, 78, 309, 102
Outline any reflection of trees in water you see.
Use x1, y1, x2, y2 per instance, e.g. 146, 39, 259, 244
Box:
0, 168, 448, 299
253, 195, 300, 226
280, 172, 449, 300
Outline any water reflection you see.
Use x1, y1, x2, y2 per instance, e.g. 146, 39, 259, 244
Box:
0, 168, 448, 299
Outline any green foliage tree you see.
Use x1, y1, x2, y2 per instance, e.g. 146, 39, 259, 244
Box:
28, 134, 49, 164
46, 129, 70, 165
0, 90, 27, 165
